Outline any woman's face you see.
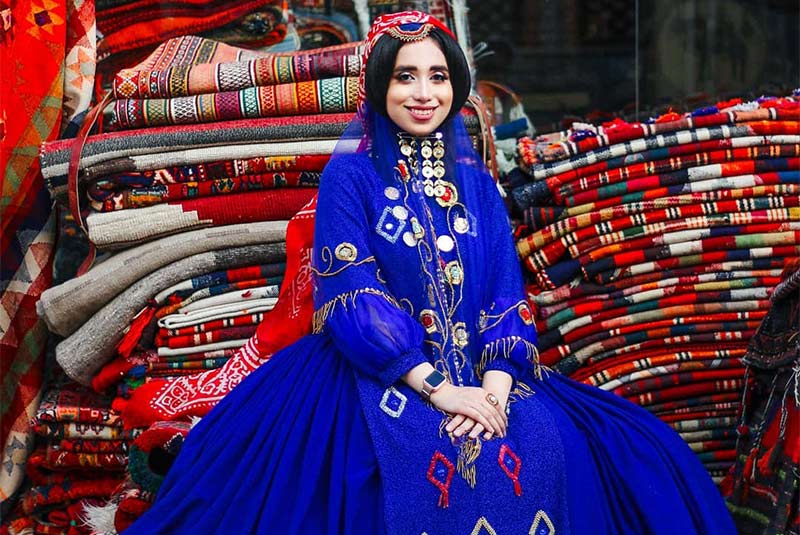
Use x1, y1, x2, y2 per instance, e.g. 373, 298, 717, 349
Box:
385, 37, 454, 137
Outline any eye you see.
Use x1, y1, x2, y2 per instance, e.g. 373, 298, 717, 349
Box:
431, 72, 449, 83
395, 72, 414, 82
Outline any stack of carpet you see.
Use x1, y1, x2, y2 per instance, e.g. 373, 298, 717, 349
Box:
94, 0, 295, 90
39, 35, 361, 251
28, 36, 365, 532
7, 384, 133, 535
510, 94, 800, 482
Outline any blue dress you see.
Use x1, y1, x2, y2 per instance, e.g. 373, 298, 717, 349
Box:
123, 144, 736, 534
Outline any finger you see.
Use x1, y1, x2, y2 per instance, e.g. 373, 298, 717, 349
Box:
453, 417, 477, 437
463, 406, 496, 436
468, 423, 485, 440
445, 414, 465, 433
485, 396, 508, 434
482, 392, 508, 430
480, 403, 506, 437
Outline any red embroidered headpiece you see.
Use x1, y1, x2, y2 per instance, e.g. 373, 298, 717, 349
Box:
357, 11, 456, 119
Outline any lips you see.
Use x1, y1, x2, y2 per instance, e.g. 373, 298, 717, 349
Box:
406, 106, 437, 121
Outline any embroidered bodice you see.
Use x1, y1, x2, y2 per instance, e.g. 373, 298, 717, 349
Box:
311, 134, 540, 389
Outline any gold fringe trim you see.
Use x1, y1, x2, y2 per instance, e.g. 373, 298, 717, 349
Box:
477, 336, 542, 380
456, 437, 481, 489
312, 287, 400, 333
508, 381, 536, 407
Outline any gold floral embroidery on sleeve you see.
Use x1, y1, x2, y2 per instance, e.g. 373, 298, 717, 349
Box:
478, 300, 532, 334
312, 242, 376, 278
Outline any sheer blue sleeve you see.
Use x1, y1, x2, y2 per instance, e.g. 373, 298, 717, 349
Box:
312, 155, 428, 387
473, 167, 540, 381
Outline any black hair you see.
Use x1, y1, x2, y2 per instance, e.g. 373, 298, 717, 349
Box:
365, 27, 471, 123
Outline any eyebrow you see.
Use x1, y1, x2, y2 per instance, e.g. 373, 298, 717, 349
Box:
393, 64, 449, 73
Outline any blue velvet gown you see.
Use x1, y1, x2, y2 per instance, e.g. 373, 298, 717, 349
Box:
123, 126, 737, 534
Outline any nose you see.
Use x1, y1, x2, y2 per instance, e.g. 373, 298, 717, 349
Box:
413, 79, 432, 102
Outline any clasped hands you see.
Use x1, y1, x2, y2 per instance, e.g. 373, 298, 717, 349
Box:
429, 381, 509, 443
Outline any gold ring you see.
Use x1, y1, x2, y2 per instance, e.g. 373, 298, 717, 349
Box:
485, 393, 499, 407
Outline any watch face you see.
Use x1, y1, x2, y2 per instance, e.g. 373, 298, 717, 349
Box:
426, 370, 446, 388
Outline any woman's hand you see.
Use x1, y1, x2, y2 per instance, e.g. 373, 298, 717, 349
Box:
429, 384, 507, 440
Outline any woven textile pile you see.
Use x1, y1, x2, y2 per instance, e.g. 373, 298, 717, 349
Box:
94, 0, 294, 90
37, 36, 366, 392
3, 384, 134, 535
20, 38, 369, 531
510, 94, 800, 482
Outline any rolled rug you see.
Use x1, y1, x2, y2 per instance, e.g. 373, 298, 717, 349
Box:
55, 242, 285, 385
38, 220, 288, 337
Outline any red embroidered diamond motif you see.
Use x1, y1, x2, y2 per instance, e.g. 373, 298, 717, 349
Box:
498, 443, 523, 496
427, 450, 455, 508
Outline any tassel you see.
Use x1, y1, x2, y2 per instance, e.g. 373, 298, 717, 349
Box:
456, 437, 481, 489
81, 501, 119, 535
116, 305, 156, 359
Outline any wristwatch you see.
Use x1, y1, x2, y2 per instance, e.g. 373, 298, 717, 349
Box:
421, 370, 447, 401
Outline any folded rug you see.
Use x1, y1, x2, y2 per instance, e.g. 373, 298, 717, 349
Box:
158, 299, 279, 330
551, 144, 800, 203
55, 242, 285, 385
113, 45, 360, 99
36, 385, 120, 426
533, 102, 800, 163
159, 313, 268, 337
85, 187, 313, 249
106, 76, 360, 130
31, 422, 141, 441
519, 134, 800, 193
87, 153, 330, 193
39, 114, 350, 196
171, 284, 279, 313
517, 183, 799, 250
158, 276, 282, 313
156, 338, 249, 356
90, 171, 323, 211
38, 220, 287, 337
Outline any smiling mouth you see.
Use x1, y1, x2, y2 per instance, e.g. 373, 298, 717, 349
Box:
406, 107, 437, 120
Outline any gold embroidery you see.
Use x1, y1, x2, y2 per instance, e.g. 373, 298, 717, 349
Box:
312, 287, 401, 333
334, 242, 358, 261
529, 510, 555, 535
477, 336, 542, 380
420, 309, 439, 334
478, 299, 531, 334
311, 245, 376, 278
453, 322, 469, 348
470, 516, 497, 535
444, 261, 463, 285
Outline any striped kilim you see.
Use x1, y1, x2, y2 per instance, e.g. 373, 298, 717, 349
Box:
107, 77, 360, 130
514, 94, 800, 477
112, 47, 361, 99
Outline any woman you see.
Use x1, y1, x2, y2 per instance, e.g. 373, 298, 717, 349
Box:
123, 11, 736, 534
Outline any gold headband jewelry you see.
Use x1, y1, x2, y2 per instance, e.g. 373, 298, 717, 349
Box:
386, 23, 434, 42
